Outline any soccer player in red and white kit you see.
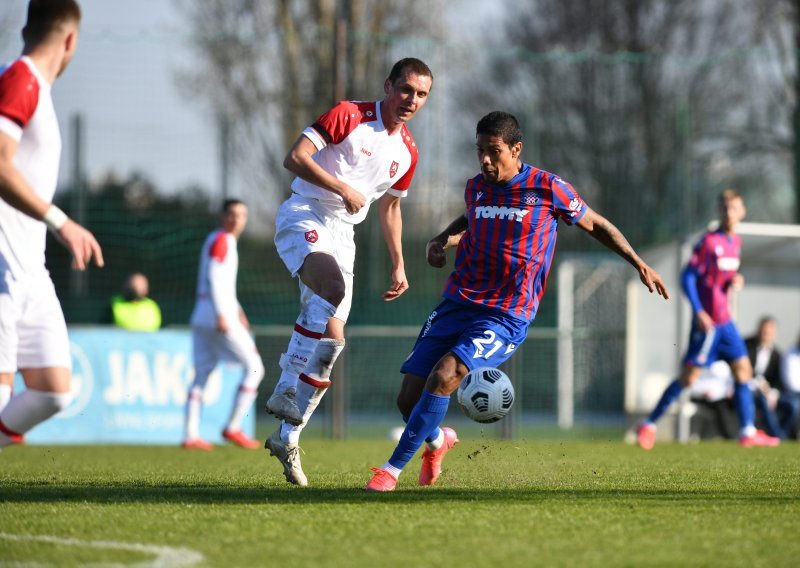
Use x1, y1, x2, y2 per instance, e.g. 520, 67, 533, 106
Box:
263, 58, 433, 486
0, 0, 103, 450
366, 111, 668, 491
637, 189, 780, 449
183, 199, 265, 451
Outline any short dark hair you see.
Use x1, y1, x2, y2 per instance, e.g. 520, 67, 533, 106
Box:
758, 316, 777, 327
476, 111, 523, 147
22, 0, 81, 44
719, 188, 742, 204
387, 58, 433, 86
222, 198, 245, 213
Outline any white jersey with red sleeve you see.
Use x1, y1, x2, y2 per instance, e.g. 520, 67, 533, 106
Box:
0, 57, 62, 277
290, 100, 418, 225
190, 229, 242, 328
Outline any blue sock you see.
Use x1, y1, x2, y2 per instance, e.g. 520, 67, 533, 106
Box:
733, 382, 755, 430
388, 391, 449, 471
646, 379, 684, 424
402, 411, 441, 445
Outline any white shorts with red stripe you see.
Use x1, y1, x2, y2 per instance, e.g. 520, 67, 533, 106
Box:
0, 258, 71, 372
274, 194, 356, 323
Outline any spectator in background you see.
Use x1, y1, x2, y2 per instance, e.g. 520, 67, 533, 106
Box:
0, 0, 104, 450
110, 272, 161, 331
780, 334, 800, 438
689, 360, 737, 439
745, 316, 798, 439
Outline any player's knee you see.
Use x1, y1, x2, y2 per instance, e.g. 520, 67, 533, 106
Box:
319, 281, 346, 307
51, 391, 73, 413
427, 369, 459, 396
244, 358, 265, 388
32, 390, 73, 415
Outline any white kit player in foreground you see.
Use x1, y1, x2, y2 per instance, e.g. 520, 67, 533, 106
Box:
264, 57, 433, 486
0, 0, 103, 449
183, 199, 265, 451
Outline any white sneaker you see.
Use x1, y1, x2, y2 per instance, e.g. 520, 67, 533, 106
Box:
265, 387, 303, 426
264, 428, 308, 487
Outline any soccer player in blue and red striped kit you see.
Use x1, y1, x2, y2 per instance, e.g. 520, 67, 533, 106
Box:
636, 189, 780, 449
366, 111, 669, 491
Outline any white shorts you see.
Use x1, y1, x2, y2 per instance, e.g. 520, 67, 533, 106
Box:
0, 260, 70, 372
274, 194, 356, 323
192, 323, 262, 377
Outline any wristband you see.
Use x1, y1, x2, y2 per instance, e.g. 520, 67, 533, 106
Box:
43, 205, 69, 231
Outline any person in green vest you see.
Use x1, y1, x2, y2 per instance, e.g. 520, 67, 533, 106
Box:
110, 272, 161, 331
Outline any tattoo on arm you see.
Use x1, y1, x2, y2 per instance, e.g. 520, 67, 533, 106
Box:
594, 217, 638, 264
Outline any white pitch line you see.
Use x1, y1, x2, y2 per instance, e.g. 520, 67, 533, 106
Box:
0, 533, 204, 567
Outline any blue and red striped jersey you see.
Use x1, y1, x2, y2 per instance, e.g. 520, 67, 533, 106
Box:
442, 163, 587, 323
686, 230, 741, 325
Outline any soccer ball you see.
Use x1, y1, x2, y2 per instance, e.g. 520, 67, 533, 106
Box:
456, 367, 515, 423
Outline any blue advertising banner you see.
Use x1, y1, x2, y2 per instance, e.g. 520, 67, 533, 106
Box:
13, 328, 254, 445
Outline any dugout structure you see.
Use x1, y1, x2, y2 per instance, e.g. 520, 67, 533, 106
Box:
625, 222, 800, 441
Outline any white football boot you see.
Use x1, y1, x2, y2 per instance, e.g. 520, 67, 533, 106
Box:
264, 427, 308, 487
265, 387, 303, 426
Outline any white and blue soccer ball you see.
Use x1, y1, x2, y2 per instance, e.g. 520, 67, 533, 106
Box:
457, 367, 515, 423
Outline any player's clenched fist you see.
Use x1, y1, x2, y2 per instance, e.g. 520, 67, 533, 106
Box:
426, 239, 447, 268
342, 186, 366, 215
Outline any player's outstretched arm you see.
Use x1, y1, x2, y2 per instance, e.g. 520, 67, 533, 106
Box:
426, 214, 468, 268
576, 207, 669, 299
0, 134, 103, 271
378, 194, 409, 301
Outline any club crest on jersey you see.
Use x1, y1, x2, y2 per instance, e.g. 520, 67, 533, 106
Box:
389, 161, 399, 178
524, 192, 539, 205
304, 230, 319, 243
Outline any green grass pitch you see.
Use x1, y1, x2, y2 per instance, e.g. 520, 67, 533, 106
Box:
2, 434, 799, 566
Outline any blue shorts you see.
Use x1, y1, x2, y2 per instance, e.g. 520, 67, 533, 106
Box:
400, 298, 529, 378
683, 320, 747, 368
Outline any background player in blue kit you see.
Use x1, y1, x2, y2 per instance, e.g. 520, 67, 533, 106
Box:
365, 111, 669, 491
636, 190, 781, 449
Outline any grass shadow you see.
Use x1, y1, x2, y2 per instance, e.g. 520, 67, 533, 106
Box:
1, 483, 796, 506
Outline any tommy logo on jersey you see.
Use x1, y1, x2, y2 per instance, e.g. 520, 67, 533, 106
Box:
389, 160, 399, 178
474, 205, 530, 223
305, 230, 319, 243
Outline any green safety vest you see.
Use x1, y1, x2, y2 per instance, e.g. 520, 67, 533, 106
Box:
111, 296, 162, 331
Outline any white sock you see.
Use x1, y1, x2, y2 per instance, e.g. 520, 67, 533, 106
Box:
0, 389, 72, 447
226, 386, 258, 432
0, 384, 12, 412
741, 425, 756, 438
280, 338, 345, 444
381, 463, 402, 478
272, 295, 337, 395
426, 429, 445, 451
184, 386, 203, 440
279, 381, 330, 444
273, 369, 301, 395
227, 357, 264, 432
